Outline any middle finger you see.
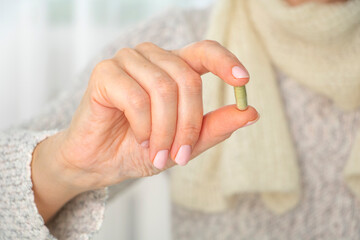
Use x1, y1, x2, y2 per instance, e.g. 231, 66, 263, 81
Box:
114, 48, 178, 170
136, 42, 203, 167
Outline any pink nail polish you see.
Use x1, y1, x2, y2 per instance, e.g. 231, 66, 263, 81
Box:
175, 145, 192, 166
141, 140, 149, 148
244, 114, 260, 127
153, 150, 169, 169
232, 66, 249, 79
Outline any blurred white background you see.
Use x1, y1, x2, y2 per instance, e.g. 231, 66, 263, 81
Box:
0, 0, 214, 239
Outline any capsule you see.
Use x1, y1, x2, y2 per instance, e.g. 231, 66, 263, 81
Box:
234, 86, 248, 110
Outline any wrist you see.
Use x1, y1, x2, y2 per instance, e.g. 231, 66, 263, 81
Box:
31, 131, 86, 222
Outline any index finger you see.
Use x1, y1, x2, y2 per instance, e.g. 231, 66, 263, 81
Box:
171, 40, 249, 86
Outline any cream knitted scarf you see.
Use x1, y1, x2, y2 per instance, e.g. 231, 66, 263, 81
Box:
171, 0, 360, 214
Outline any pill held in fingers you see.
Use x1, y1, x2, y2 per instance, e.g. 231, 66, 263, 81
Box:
234, 86, 248, 110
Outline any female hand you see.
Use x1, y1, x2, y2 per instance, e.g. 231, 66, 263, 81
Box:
32, 40, 259, 222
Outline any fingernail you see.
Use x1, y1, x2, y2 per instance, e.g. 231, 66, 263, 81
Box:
153, 150, 169, 169
175, 145, 192, 166
141, 140, 149, 148
232, 66, 249, 79
244, 114, 260, 127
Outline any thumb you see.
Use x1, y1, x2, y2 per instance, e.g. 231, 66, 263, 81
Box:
191, 105, 259, 158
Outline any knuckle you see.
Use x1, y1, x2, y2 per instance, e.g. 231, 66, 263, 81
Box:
199, 39, 220, 49
151, 52, 176, 64
128, 91, 150, 110
179, 71, 202, 94
153, 74, 178, 99
116, 47, 137, 58
135, 42, 156, 51
225, 51, 239, 62
179, 124, 202, 142
152, 129, 175, 143
94, 59, 117, 74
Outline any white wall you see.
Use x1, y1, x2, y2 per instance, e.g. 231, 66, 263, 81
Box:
0, 1, 213, 239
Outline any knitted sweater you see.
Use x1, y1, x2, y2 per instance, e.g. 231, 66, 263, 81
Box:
1, 6, 360, 240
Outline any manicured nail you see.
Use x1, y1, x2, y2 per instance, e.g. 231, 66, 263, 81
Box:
141, 140, 149, 148
244, 114, 260, 127
232, 66, 249, 79
175, 145, 192, 166
153, 150, 169, 169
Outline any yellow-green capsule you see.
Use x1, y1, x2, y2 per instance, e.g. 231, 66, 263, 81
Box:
234, 86, 248, 110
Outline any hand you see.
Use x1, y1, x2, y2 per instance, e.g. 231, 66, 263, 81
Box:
31, 40, 259, 222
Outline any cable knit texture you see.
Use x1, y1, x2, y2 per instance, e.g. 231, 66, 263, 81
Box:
0, 130, 58, 240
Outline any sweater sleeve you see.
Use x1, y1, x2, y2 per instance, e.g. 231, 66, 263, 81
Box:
0, 8, 198, 240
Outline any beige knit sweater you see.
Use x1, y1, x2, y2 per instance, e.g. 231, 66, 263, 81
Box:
1, 6, 360, 240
